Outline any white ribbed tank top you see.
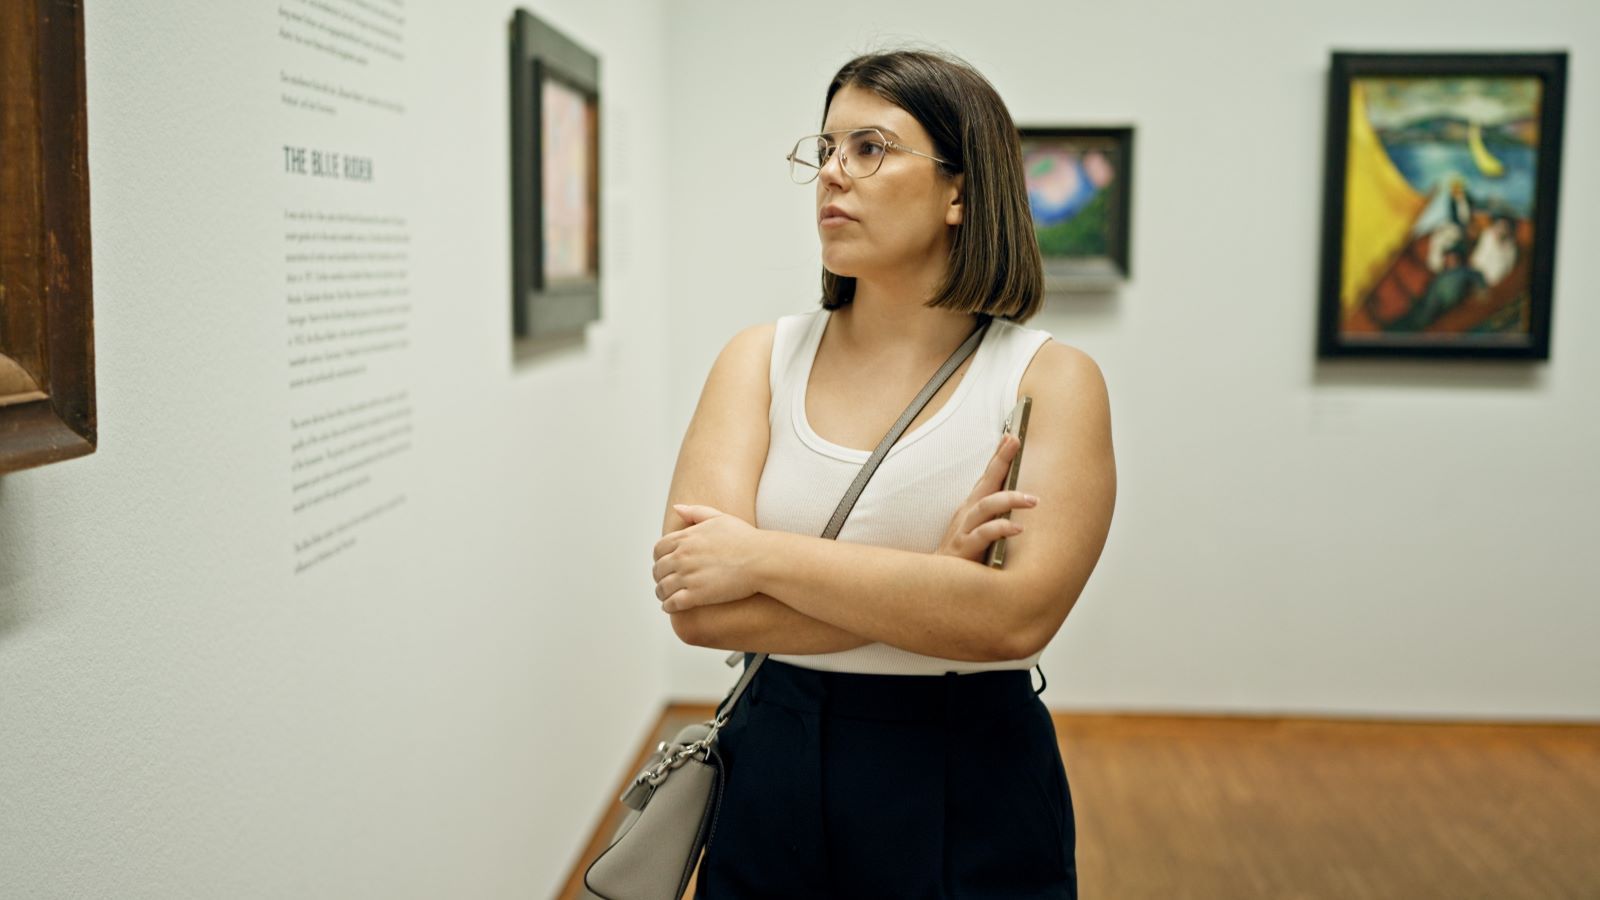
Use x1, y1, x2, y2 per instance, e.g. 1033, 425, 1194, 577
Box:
758, 306, 1055, 675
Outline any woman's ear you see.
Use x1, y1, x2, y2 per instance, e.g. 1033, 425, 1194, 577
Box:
945, 173, 965, 227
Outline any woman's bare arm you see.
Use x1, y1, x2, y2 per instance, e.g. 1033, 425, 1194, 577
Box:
659, 339, 1113, 662
661, 322, 872, 654
675, 341, 1115, 662
669, 594, 871, 654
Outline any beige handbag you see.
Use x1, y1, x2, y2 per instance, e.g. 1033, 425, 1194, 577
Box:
582, 315, 993, 900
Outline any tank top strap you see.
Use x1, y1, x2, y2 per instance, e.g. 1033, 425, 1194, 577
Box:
986, 318, 1055, 425
769, 309, 824, 398
769, 309, 1053, 434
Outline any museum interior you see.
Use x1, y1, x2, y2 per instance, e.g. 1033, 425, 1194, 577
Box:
0, 1, 1595, 897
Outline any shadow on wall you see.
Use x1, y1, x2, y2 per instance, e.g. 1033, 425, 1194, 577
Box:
512, 328, 589, 367
0, 477, 30, 641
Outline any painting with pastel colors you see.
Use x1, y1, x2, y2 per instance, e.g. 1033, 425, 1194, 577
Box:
1317, 53, 1566, 359
541, 77, 595, 281
510, 8, 602, 341
1019, 127, 1134, 288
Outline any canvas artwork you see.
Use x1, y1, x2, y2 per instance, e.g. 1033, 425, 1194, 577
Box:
510, 9, 601, 341
1317, 53, 1567, 359
1018, 127, 1134, 288
540, 76, 595, 282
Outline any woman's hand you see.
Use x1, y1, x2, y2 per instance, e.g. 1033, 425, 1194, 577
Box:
936, 433, 1039, 563
653, 504, 765, 613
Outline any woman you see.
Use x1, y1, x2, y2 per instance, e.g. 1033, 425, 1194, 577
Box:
652, 48, 1115, 899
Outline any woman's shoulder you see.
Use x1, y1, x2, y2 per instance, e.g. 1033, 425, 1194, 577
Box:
728, 308, 820, 349
984, 315, 1104, 398
715, 310, 812, 400
695, 321, 777, 418
1017, 337, 1108, 403
718, 320, 777, 371
725, 308, 828, 376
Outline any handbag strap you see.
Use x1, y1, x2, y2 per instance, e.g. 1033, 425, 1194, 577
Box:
712, 312, 993, 722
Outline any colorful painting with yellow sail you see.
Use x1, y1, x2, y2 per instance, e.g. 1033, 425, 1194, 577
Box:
1336, 75, 1543, 341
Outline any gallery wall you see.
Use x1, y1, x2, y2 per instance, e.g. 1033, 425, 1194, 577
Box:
0, 1, 672, 896
659, 0, 1600, 720
0, 1, 1595, 897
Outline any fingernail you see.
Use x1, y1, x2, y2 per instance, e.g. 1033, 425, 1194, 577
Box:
1024, 494, 1038, 503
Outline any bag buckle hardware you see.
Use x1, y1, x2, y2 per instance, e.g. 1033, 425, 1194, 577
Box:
632, 715, 727, 788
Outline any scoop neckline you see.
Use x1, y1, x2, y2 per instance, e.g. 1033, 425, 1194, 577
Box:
791, 308, 995, 463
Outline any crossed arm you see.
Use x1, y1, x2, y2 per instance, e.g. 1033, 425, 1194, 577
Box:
660, 322, 1115, 662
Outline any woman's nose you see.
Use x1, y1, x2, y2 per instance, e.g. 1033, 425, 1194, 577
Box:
818, 149, 850, 189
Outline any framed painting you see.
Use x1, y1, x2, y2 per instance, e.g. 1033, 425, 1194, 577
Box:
1316, 52, 1567, 359
1, 0, 96, 475
1017, 126, 1134, 289
509, 9, 601, 341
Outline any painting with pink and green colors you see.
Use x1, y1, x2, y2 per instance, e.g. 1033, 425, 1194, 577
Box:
1019, 127, 1134, 285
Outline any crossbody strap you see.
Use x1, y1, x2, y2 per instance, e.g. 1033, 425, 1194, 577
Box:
712, 313, 993, 722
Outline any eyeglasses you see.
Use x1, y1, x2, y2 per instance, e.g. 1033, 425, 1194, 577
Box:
785, 128, 952, 184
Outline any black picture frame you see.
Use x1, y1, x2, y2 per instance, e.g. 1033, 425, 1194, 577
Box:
1015, 126, 1134, 290
1316, 52, 1567, 360
509, 10, 600, 341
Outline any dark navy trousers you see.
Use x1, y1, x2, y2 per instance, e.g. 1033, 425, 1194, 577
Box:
695, 659, 1077, 899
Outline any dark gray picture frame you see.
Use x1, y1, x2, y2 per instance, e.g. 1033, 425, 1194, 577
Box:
509, 9, 601, 341
1016, 125, 1135, 290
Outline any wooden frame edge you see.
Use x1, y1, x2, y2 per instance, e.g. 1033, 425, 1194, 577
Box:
0, 0, 96, 475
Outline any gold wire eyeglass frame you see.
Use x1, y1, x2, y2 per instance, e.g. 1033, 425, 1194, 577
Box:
785, 128, 952, 184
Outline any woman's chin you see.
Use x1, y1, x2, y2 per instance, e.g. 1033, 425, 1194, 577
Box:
820, 252, 863, 278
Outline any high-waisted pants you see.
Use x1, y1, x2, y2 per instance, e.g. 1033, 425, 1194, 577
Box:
694, 658, 1077, 899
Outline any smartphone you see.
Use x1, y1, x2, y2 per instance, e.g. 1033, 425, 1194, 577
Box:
986, 395, 1032, 568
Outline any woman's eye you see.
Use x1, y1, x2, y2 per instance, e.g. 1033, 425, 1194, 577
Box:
857, 142, 884, 157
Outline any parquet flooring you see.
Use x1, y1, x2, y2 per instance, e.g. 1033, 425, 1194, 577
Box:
560, 706, 1600, 899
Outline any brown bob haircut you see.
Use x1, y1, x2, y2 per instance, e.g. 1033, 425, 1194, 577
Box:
819, 48, 1043, 323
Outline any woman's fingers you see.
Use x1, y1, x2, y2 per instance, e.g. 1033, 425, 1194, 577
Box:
652, 534, 681, 562
955, 518, 1023, 558
987, 489, 1038, 514
937, 436, 1032, 562
978, 518, 1023, 542
662, 588, 689, 613
960, 489, 1038, 534
966, 434, 1019, 501
655, 572, 678, 602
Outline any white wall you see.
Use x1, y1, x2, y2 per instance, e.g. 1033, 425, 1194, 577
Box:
0, 2, 672, 897
660, 0, 1600, 720
1, 1, 1595, 896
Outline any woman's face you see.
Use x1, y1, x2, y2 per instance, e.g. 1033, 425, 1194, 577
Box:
815, 85, 963, 281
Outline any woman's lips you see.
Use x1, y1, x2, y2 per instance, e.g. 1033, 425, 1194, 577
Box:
820, 204, 856, 226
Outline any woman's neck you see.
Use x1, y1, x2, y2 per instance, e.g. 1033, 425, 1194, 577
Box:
834, 278, 978, 366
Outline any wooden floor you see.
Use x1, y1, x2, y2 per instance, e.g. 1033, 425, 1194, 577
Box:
560, 706, 1600, 899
